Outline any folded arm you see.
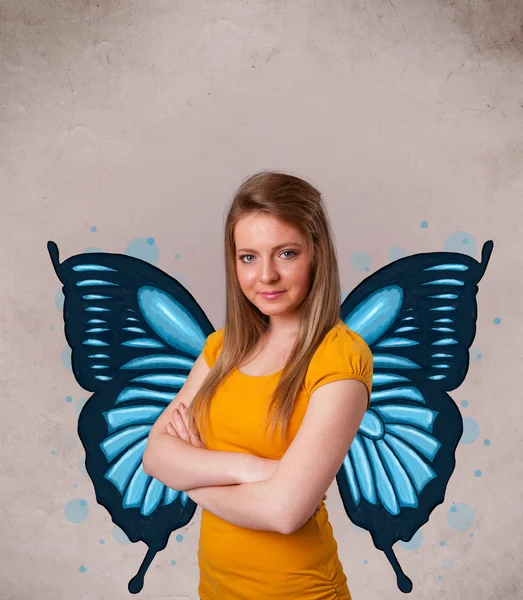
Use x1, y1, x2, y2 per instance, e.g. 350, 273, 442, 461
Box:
185, 378, 369, 534
143, 353, 270, 489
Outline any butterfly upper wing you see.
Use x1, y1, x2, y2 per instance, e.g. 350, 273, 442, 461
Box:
48, 241, 214, 592
337, 241, 493, 592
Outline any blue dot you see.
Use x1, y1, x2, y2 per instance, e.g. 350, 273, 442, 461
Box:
444, 231, 477, 257
477, 353, 482, 359
99, 539, 105, 544
175, 253, 181, 260
438, 575, 443, 581
389, 247, 408, 261
125, 237, 159, 265
79, 565, 86, 573
50, 449, 56, 455
350, 251, 372, 272
363, 560, 368, 564
469, 533, 474, 538
170, 560, 176, 566
64, 499, 89, 523
493, 317, 501, 325
176, 534, 184, 542
50, 325, 55, 331
484, 439, 491, 446
73, 484, 78, 488
90, 226, 97, 232
440, 541, 445, 547
461, 400, 469, 407
447, 503, 475, 531
460, 418, 480, 444
399, 529, 423, 550
420, 221, 428, 228
65, 396, 73, 403
112, 525, 132, 545
474, 470, 482, 477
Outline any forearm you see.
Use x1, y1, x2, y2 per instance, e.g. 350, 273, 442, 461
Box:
186, 479, 283, 533
143, 432, 253, 490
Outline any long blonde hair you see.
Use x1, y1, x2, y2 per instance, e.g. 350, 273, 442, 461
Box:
189, 171, 341, 444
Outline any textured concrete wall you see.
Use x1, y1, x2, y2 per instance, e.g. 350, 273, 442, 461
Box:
1, 1, 522, 599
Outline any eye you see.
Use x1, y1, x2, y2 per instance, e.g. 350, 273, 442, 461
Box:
239, 254, 255, 263
281, 250, 296, 259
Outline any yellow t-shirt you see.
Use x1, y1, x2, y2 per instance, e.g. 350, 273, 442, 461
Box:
197, 320, 373, 600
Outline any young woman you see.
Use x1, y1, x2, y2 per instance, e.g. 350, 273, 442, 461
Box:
143, 171, 373, 600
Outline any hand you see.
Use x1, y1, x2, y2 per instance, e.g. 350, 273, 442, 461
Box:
166, 403, 206, 449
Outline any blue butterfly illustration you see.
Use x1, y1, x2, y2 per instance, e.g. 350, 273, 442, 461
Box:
48, 239, 493, 594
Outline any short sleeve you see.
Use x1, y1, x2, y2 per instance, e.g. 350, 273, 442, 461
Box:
305, 324, 373, 408
202, 328, 225, 368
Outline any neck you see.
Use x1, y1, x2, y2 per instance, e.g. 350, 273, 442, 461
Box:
266, 312, 301, 338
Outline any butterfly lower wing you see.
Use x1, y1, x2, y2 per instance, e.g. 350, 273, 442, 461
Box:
48, 241, 214, 592
337, 241, 493, 592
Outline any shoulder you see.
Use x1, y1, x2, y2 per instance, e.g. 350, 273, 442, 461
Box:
202, 328, 225, 367
305, 321, 373, 400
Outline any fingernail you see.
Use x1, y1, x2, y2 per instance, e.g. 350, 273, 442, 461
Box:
174, 409, 179, 416
180, 404, 186, 410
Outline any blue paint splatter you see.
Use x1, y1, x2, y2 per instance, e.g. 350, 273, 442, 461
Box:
484, 439, 491, 446
90, 226, 97, 232
420, 221, 428, 229
447, 503, 475, 531
399, 528, 423, 550
78, 457, 87, 475
61, 347, 72, 372
73, 484, 78, 488
460, 418, 480, 444
440, 541, 445, 547
438, 575, 443, 581
170, 560, 176, 566
493, 317, 501, 325
125, 237, 159, 265
350, 251, 372, 272
470, 343, 483, 361
388, 247, 407, 261
50, 449, 56, 455
469, 533, 474, 538
64, 499, 89, 523
176, 534, 184, 542
79, 565, 86, 573
55, 290, 64, 310
174, 253, 180, 260
442, 557, 456, 570
65, 395, 73, 403
76, 397, 88, 415
461, 400, 469, 408
112, 525, 132, 545
99, 539, 105, 544
444, 231, 477, 258
50, 325, 55, 331
474, 470, 482, 477
364, 560, 368, 564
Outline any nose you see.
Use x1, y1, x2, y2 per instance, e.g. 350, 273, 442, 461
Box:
259, 258, 279, 283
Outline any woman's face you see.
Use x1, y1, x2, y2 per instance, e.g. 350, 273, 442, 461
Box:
234, 213, 313, 320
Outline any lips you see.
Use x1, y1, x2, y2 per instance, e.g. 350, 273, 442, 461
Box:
259, 290, 285, 300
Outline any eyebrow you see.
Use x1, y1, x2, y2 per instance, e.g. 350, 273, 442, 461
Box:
236, 242, 304, 253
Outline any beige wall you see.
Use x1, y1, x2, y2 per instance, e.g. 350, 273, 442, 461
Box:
1, 1, 522, 599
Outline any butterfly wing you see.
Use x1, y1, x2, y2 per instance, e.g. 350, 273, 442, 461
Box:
48, 241, 214, 593
337, 241, 493, 593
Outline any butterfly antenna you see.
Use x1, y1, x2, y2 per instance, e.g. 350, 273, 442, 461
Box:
479, 241, 494, 276
128, 546, 159, 594
383, 546, 413, 593
47, 241, 63, 281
